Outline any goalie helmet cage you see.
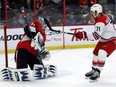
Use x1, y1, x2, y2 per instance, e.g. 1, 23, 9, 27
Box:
0, 24, 8, 68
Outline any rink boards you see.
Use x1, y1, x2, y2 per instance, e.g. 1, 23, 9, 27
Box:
0, 25, 115, 53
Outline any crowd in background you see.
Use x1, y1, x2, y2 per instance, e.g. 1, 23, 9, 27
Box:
0, 0, 115, 27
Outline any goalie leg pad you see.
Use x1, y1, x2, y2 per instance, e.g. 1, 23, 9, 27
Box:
33, 64, 57, 79
47, 64, 57, 77
0, 68, 10, 81
33, 64, 48, 79
0, 68, 31, 81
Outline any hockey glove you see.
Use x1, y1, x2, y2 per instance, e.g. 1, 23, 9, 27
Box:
76, 31, 87, 40
31, 32, 44, 51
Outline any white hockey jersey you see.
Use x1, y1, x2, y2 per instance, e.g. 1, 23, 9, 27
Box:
88, 14, 116, 43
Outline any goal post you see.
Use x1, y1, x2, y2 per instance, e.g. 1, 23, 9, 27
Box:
0, 24, 8, 68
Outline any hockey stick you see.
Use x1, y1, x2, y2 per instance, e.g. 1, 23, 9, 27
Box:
44, 18, 79, 37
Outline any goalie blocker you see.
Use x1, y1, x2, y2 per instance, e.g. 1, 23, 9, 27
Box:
0, 64, 57, 81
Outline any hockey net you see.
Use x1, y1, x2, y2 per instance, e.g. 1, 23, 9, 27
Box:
0, 24, 8, 70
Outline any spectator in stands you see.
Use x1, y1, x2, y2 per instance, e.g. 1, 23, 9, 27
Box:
66, 14, 77, 25
0, 0, 2, 21
107, 0, 115, 4
0, 0, 1, 7
27, 12, 34, 22
8, 16, 22, 27
52, 0, 61, 3
37, 0, 46, 13
107, 10, 115, 23
79, 0, 88, 7
87, 15, 94, 24
82, 13, 94, 24
81, 18, 88, 24
98, 0, 107, 5
55, 19, 63, 25
0, 0, 2, 11
88, 0, 94, 7
0, 0, 4, 9
78, 0, 89, 14
26, 0, 31, 11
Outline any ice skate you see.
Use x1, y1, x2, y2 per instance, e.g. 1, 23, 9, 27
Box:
85, 67, 96, 79
89, 68, 100, 81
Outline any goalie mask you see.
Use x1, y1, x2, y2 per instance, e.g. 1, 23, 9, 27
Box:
38, 17, 45, 25
90, 4, 103, 18
38, 17, 47, 29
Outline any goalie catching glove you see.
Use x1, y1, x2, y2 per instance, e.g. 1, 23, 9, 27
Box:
30, 32, 50, 60
31, 32, 45, 51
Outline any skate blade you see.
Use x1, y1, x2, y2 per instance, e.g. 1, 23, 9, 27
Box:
85, 77, 90, 79
89, 79, 98, 82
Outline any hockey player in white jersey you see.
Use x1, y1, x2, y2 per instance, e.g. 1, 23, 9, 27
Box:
76, 4, 116, 80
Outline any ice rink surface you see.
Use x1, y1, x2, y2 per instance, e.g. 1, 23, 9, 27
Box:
0, 48, 116, 87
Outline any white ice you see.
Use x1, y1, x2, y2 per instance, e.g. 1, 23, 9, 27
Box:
0, 48, 116, 87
